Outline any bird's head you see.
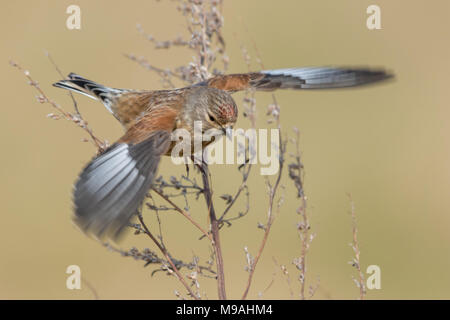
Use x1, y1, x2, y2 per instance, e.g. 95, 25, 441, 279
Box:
187, 87, 238, 135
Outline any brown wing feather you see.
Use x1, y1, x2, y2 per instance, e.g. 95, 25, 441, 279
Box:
118, 106, 178, 144
113, 89, 186, 129
199, 67, 393, 92
202, 73, 263, 92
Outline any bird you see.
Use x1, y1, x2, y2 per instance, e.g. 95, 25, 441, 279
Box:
53, 67, 393, 239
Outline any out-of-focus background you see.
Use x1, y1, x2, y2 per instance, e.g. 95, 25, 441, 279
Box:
2, 0, 449, 299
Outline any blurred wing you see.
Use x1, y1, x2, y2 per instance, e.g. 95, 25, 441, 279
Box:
73, 108, 177, 239
200, 67, 393, 92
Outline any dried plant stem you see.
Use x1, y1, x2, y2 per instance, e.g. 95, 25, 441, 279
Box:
348, 194, 366, 300
197, 162, 226, 300
151, 187, 213, 242
218, 163, 252, 222
298, 201, 309, 299
81, 277, 99, 300
273, 258, 294, 298
242, 133, 285, 300
124, 54, 183, 88
137, 213, 199, 300
289, 128, 311, 300
10, 60, 106, 152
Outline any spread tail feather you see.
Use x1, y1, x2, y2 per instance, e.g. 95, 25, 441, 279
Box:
53, 73, 122, 113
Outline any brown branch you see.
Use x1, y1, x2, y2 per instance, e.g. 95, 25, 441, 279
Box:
45, 52, 107, 151
10, 60, 107, 153
218, 156, 252, 222
151, 187, 213, 242
242, 133, 286, 300
197, 162, 227, 300
137, 213, 199, 300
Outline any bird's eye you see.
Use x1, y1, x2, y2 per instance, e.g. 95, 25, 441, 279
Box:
209, 114, 216, 122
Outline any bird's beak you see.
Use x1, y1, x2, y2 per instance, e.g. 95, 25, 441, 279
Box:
223, 126, 233, 141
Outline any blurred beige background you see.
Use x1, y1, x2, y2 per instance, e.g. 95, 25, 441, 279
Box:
2, 0, 450, 299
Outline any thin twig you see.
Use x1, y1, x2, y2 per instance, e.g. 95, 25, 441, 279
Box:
81, 277, 100, 300
137, 213, 199, 300
289, 128, 315, 299
273, 257, 294, 298
242, 133, 286, 300
10, 60, 107, 152
348, 194, 366, 300
151, 187, 213, 242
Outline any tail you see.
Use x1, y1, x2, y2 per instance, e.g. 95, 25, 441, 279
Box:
53, 73, 122, 113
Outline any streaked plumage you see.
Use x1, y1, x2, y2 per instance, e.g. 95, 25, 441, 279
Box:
53, 66, 393, 239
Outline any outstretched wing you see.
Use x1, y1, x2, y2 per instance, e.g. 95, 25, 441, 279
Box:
199, 67, 393, 92
73, 107, 177, 239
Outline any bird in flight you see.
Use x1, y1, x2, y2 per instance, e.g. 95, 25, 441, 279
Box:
54, 67, 392, 239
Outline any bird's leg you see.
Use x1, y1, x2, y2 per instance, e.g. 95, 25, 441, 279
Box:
195, 159, 208, 178
238, 155, 251, 171
195, 160, 210, 226
185, 163, 190, 178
